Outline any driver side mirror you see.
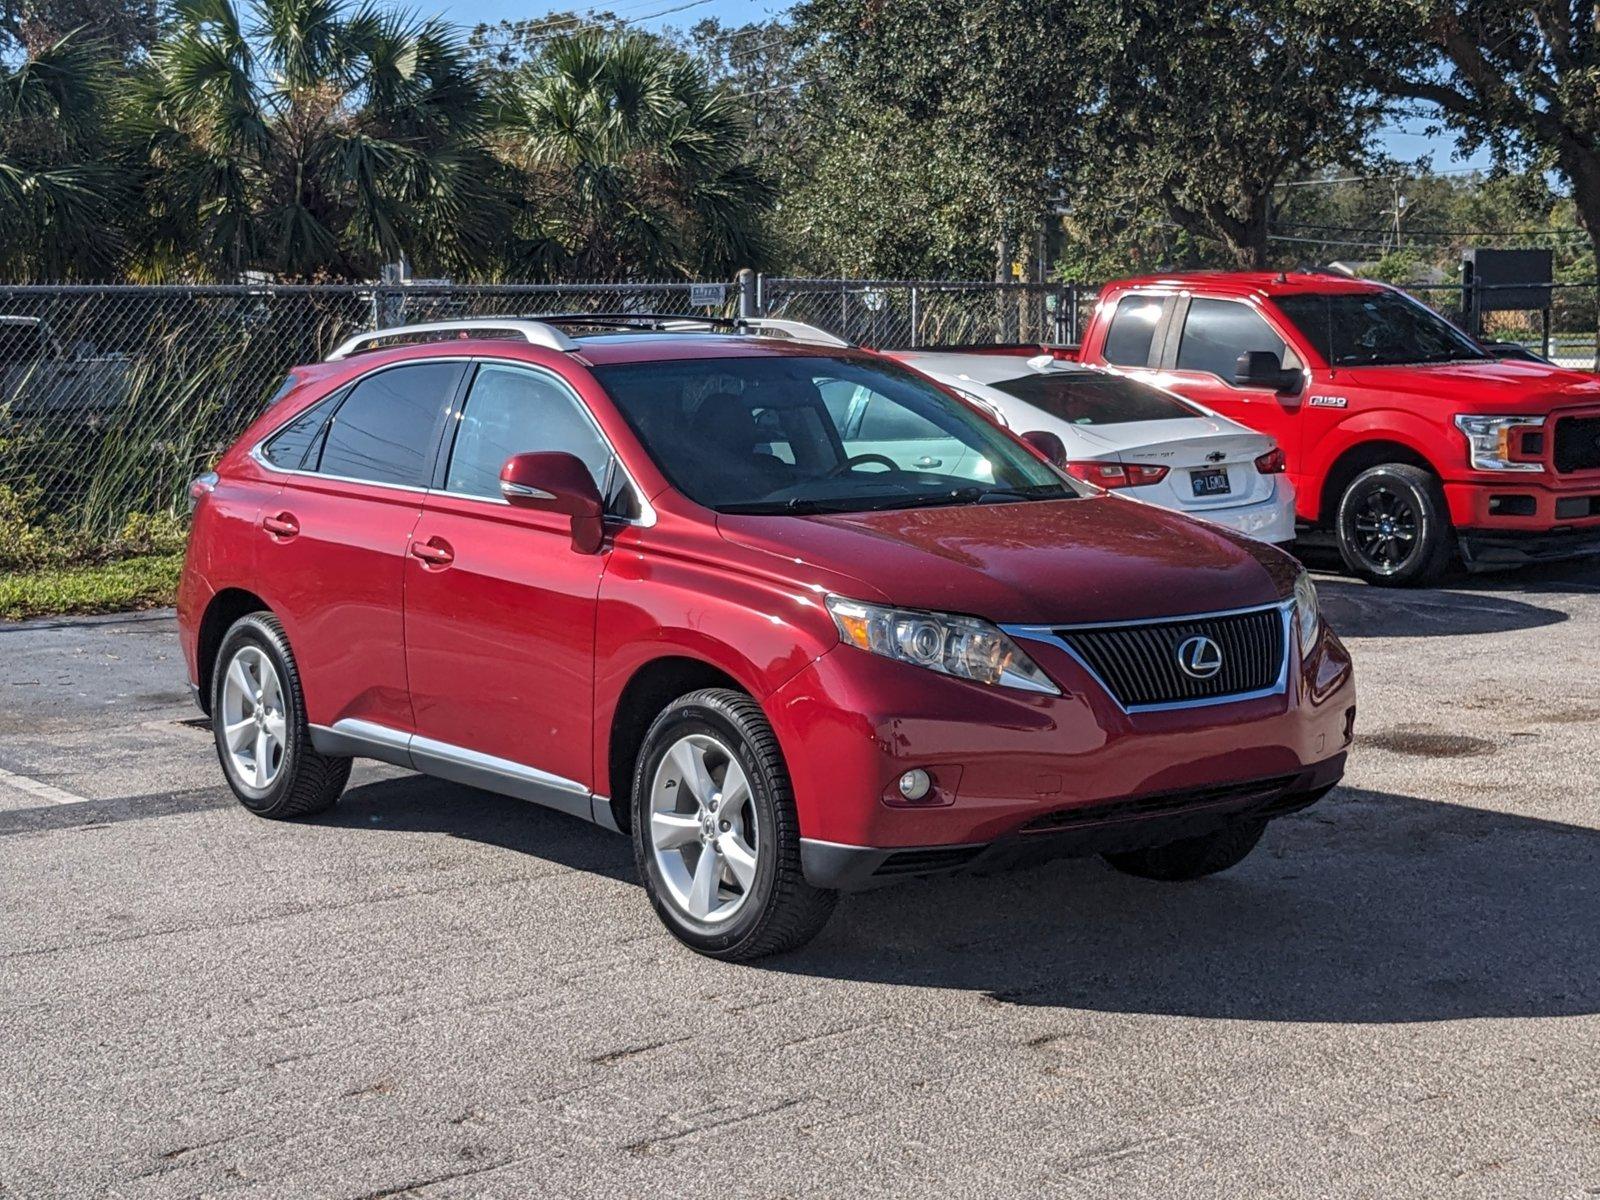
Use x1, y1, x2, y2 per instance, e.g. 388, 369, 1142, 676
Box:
499, 451, 606, 554
1233, 351, 1303, 396
1020, 429, 1068, 468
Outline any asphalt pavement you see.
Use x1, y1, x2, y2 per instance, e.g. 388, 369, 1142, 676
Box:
1, 561, 1597, 1199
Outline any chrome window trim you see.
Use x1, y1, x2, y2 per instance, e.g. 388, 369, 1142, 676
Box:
248, 354, 657, 527
1003, 598, 1294, 715
310, 718, 621, 832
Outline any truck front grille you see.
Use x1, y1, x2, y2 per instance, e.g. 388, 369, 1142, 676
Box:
1554, 415, 1600, 474
1056, 604, 1287, 709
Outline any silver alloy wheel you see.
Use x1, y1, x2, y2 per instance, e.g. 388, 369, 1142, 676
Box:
219, 645, 288, 791
648, 732, 760, 924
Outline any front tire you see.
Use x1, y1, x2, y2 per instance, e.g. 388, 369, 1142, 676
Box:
631, 688, 836, 961
211, 612, 350, 819
1103, 820, 1266, 881
1335, 463, 1454, 587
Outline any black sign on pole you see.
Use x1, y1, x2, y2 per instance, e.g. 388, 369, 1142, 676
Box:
1462, 248, 1554, 313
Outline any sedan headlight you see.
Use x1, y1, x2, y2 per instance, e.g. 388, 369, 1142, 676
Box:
1292, 572, 1321, 660
1454, 414, 1545, 471
826, 596, 1059, 694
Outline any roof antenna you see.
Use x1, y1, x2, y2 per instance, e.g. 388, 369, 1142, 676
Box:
1274, 271, 1289, 284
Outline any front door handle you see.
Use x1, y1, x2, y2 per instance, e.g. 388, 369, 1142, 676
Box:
914, 455, 944, 469
262, 512, 299, 538
409, 537, 454, 567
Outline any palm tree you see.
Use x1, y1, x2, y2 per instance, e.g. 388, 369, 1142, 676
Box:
125, 0, 504, 279
494, 31, 775, 279
0, 32, 120, 279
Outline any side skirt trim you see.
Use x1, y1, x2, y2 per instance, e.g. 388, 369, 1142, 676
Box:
310, 719, 621, 833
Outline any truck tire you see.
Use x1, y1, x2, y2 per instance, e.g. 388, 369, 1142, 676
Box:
631, 688, 837, 961
1103, 820, 1266, 881
1334, 463, 1454, 587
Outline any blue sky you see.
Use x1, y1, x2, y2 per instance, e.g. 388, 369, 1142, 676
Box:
452, 2, 1492, 173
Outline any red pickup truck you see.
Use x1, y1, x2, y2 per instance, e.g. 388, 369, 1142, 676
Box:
1070, 271, 1600, 585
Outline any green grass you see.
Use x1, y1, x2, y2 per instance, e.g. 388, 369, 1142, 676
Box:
0, 553, 183, 622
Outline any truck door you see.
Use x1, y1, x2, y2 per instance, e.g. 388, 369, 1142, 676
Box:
1153, 296, 1305, 466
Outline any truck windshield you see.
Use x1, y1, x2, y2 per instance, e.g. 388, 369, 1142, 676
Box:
1276, 291, 1487, 367
592, 353, 1076, 515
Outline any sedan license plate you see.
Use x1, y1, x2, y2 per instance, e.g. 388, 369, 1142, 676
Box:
1190, 467, 1232, 497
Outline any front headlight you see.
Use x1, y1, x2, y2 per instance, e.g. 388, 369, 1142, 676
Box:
825, 596, 1059, 694
1453, 414, 1545, 471
1292, 572, 1321, 660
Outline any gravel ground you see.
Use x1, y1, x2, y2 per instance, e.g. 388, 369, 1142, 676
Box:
1, 562, 1597, 1199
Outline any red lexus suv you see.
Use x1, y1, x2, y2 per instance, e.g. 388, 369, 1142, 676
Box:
178, 315, 1355, 960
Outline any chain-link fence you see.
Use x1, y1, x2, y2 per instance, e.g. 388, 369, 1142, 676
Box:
3, 272, 1596, 543
758, 277, 1083, 348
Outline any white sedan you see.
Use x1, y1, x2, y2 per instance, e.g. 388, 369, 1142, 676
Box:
892, 350, 1297, 545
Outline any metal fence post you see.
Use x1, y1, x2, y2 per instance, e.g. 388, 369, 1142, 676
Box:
909, 286, 919, 349
737, 268, 758, 320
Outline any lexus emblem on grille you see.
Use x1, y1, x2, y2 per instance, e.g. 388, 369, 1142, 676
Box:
1175, 635, 1223, 679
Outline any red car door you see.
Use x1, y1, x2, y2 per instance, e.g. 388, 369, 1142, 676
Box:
1153, 296, 1306, 470
403, 361, 620, 809
257, 360, 464, 733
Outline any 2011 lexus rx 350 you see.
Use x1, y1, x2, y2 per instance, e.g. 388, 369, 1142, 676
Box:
179, 316, 1356, 961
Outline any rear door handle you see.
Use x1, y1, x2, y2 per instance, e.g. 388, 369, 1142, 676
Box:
262, 512, 299, 538
409, 537, 454, 567
914, 455, 944, 468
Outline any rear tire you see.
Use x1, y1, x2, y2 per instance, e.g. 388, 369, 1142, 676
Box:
631, 688, 836, 961
211, 612, 349, 819
1334, 463, 1453, 587
1103, 820, 1266, 882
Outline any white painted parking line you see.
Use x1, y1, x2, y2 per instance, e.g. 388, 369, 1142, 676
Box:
0, 765, 89, 806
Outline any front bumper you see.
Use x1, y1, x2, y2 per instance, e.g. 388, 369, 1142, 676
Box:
765, 620, 1356, 881
801, 754, 1345, 890
1446, 478, 1600, 564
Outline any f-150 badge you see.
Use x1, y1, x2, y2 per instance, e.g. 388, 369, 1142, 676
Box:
1309, 395, 1349, 408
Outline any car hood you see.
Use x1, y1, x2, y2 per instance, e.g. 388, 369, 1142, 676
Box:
716, 493, 1296, 625
1344, 358, 1600, 411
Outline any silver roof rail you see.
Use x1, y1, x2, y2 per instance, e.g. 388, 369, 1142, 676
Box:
657, 316, 853, 348
326, 318, 579, 361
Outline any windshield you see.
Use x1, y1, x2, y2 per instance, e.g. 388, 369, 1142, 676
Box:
592, 354, 1076, 515
991, 370, 1200, 424
1276, 291, 1487, 367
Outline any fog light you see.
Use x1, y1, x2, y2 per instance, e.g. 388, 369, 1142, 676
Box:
897, 769, 933, 801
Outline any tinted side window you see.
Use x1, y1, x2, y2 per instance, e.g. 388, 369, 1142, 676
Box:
262, 391, 341, 470
444, 365, 613, 500
1177, 299, 1286, 381
1102, 295, 1164, 366
855, 394, 947, 441
318, 363, 461, 486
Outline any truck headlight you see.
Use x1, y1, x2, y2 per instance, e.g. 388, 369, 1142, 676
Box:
1454, 414, 1545, 471
1293, 572, 1321, 660
826, 596, 1059, 694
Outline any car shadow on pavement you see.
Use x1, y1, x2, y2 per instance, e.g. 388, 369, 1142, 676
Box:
772, 785, 1600, 1024
319, 773, 638, 882
327, 775, 1598, 1025
1314, 577, 1568, 637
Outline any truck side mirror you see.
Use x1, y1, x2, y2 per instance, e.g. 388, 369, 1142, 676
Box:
1234, 351, 1302, 396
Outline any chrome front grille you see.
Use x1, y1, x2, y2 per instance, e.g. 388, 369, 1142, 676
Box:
1047, 603, 1288, 710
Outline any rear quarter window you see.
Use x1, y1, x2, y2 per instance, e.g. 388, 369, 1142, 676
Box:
1102, 295, 1165, 366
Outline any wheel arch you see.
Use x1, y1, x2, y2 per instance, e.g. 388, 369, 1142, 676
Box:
1316, 437, 1439, 528
602, 654, 749, 833
195, 588, 273, 715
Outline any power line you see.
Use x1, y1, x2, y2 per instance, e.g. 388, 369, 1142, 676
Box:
1276, 166, 1490, 188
